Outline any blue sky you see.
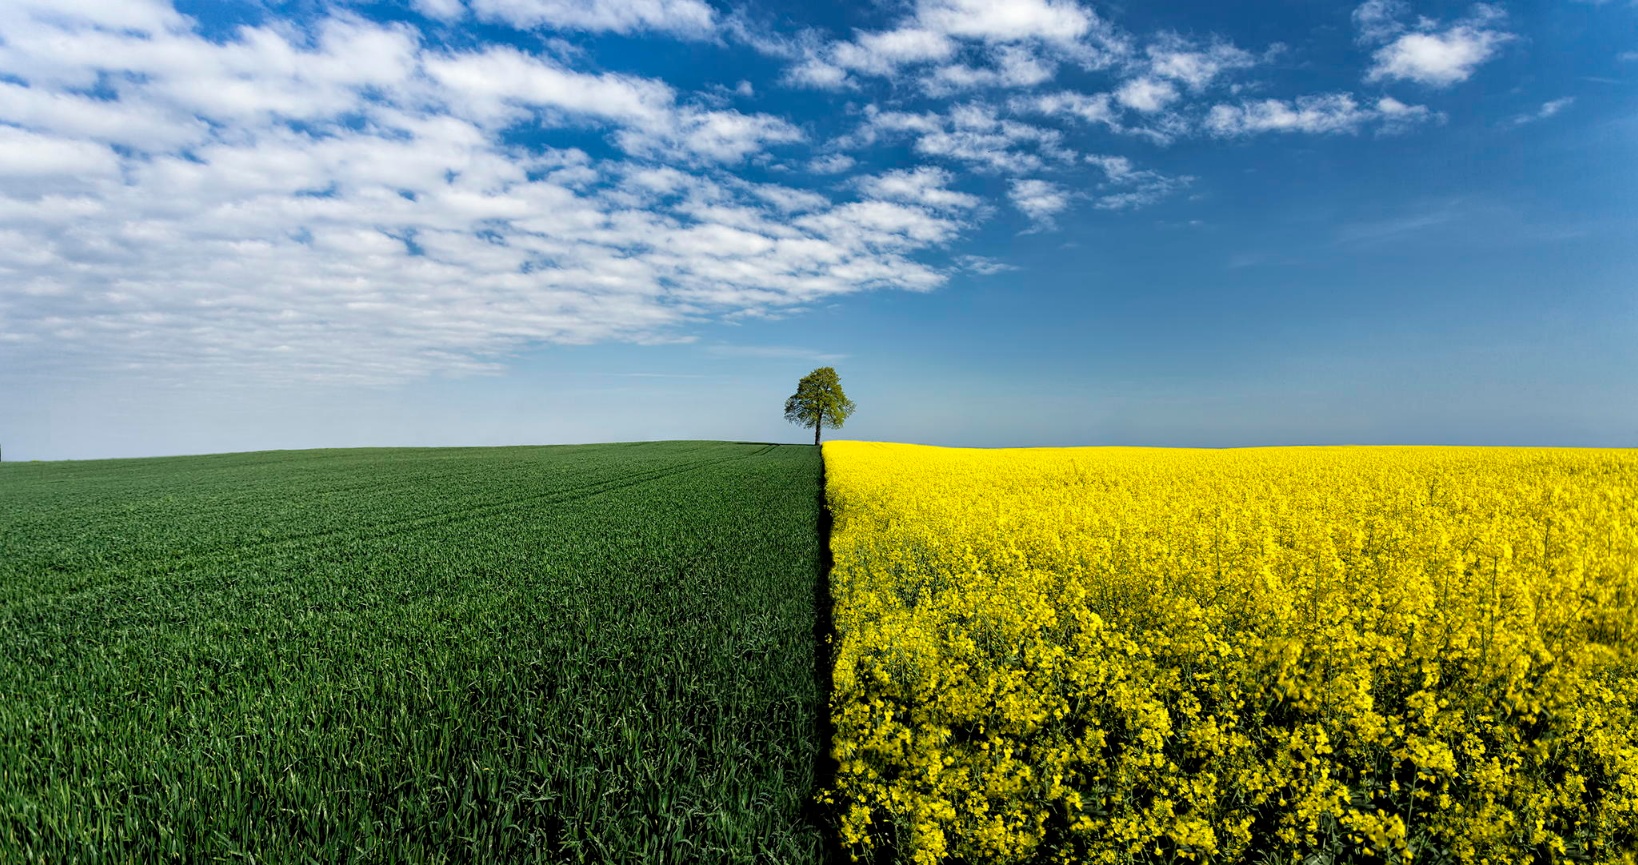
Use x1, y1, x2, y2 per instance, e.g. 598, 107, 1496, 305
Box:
0, 0, 1634, 459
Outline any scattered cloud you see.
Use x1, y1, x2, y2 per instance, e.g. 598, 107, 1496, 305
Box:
1020, 90, 1118, 127
1351, 0, 1408, 45
0, 4, 970, 384
1374, 95, 1442, 132
917, 0, 1100, 45
466, 0, 718, 37
855, 167, 983, 212
1084, 155, 1192, 209
1114, 77, 1181, 113
787, 26, 957, 89
955, 254, 1017, 275
807, 153, 857, 174
781, 0, 1129, 92
923, 45, 1058, 95
1357, 2, 1514, 88
1206, 94, 1437, 136
413, 0, 467, 22
0, 0, 1535, 386
1009, 178, 1071, 228
850, 103, 1075, 174
1511, 97, 1575, 125
422, 46, 803, 163
1142, 35, 1257, 90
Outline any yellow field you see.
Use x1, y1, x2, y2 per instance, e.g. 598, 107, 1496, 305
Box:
821, 442, 1638, 864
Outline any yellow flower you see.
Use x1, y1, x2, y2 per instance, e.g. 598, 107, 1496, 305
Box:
821, 441, 1638, 864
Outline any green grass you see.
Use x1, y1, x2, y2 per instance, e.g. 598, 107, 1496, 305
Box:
0, 442, 827, 863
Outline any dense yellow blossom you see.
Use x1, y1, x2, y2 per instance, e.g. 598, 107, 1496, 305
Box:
821, 442, 1638, 864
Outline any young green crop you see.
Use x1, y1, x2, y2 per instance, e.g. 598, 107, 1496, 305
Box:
0, 442, 827, 863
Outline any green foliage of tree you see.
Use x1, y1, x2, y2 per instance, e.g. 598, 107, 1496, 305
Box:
785, 366, 856, 445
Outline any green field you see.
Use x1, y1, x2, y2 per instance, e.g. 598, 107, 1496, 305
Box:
0, 443, 827, 863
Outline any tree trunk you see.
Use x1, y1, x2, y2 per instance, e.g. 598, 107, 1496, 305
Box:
814, 410, 823, 446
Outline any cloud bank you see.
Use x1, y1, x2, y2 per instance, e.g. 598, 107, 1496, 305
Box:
0, 0, 1504, 384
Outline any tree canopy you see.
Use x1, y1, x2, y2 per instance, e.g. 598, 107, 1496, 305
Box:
784, 367, 856, 445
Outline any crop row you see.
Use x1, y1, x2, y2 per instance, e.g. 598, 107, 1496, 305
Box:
0, 442, 826, 863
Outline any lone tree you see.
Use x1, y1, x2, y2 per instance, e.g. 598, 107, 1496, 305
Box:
785, 366, 856, 445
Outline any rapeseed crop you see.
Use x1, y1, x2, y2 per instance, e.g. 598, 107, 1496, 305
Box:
822, 442, 1638, 864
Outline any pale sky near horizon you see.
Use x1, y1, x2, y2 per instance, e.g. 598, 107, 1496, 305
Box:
1, 0, 1634, 461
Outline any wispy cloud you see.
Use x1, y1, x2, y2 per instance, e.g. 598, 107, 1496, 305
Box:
0, 4, 967, 384
1206, 94, 1437, 136
1335, 203, 1465, 244
0, 0, 1529, 388
459, 0, 718, 37
704, 345, 849, 362
1009, 178, 1071, 228
1084, 155, 1191, 209
806, 153, 857, 174
1510, 97, 1575, 125
848, 103, 1076, 174
855, 167, 983, 212
955, 254, 1017, 275
783, 0, 1124, 93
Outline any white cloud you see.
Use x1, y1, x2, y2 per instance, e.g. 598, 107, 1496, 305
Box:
1008, 178, 1070, 227
1351, 0, 1407, 44
1143, 36, 1257, 89
955, 254, 1016, 274
0, 81, 208, 152
413, 0, 467, 21
994, 45, 1058, 86
917, 0, 1096, 45
1373, 95, 1439, 132
1621, 51, 1638, 62
1083, 154, 1190, 209
782, 0, 1123, 91
1115, 77, 1180, 113
0, 0, 1486, 388
621, 108, 804, 163
0, 126, 120, 178
0, 0, 186, 34
1021, 90, 1118, 126
423, 46, 802, 163
785, 57, 851, 90
425, 46, 673, 127
924, 45, 1057, 94
807, 153, 856, 174
1510, 97, 1574, 125
1357, 3, 1513, 88
1206, 93, 1436, 136
1015, 89, 1189, 144
1367, 27, 1509, 87
1012, 32, 1255, 139
468, 0, 716, 37
0, 6, 970, 385
856, 167, 982, 212
855, 103, 1074, 174
850, 27, 958, 70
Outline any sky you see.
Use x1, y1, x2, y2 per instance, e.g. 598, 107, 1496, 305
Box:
0, 0, 1634, 460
